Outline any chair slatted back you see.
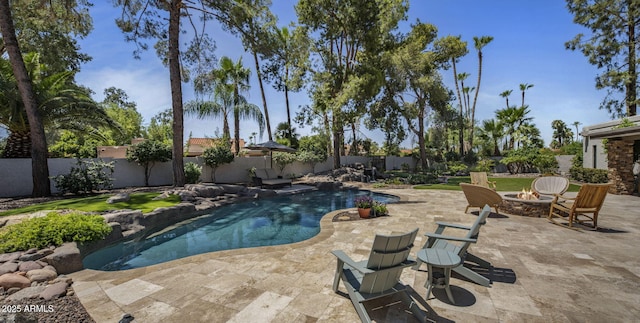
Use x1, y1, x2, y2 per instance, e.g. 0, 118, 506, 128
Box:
359, 228, 418, 294
470, 172, 491, 188
460, 183, 502, 208
532, 176, 570, 195
573, 183, 610, 212
430, 205, 491, 258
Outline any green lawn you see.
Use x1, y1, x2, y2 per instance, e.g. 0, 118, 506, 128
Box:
413, 176, 581, 192
0, 192, 181, 217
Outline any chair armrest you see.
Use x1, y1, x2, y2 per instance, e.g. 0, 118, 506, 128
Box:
434, 221, 472, 231
425, 232, 477, 243
331, 250, 374, 274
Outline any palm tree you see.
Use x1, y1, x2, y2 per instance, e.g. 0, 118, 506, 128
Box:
185, 82, 234, 139
572, 121, 582, 141
496, 105, 533, 150
192, 56, 264, 155
478, 119, 504, 156
0, 53, 117, 158
469, 36, 493, 151
499, 90, 512, 108
519, 83, 534, 107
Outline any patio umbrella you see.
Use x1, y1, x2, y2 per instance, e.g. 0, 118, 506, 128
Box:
246, 140, 296, 168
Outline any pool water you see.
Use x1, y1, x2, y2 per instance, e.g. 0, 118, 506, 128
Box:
83, 190, 398, 271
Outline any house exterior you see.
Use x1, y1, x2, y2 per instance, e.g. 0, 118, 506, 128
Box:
185, 138, 250, 156
96, 138, 146, 159
581, 115, 640, 194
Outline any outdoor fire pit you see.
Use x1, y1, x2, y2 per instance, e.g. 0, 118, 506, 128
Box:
502, 189, 554, 217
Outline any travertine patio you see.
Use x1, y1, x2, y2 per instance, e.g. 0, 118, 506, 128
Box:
69, 188, 640, 322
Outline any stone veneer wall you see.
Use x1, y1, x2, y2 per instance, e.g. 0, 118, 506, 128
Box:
607, 139, 635, 195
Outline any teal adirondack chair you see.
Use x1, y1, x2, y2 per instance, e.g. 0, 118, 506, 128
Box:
414, 205, 493, 287
331, 228, 426, 323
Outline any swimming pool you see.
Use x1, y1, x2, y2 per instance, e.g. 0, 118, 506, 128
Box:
83, 190, 399, 271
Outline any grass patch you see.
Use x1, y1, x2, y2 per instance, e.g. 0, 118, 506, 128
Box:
414, 176, 581, 192
0, 192, 180, 217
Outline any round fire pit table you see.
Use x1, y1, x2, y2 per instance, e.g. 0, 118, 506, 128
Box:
502, 194, 554, 217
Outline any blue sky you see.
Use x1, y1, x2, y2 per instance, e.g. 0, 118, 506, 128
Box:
74, 0, 611, 148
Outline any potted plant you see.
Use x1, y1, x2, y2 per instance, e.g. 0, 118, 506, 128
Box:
371, 201, 388, 217
354, 195, 374, 218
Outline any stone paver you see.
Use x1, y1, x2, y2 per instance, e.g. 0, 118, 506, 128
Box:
69, 189, 640, 322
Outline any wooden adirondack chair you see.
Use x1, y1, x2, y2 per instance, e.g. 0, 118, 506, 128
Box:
332, 228, 426, 323
470, 172, 497, 190
414, 205, 493, 287
460, 183, 503, 214
531, 176, 570, 196
548, 183, 610, 229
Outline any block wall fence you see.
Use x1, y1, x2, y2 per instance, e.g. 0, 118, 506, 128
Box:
0, 156, 415, 197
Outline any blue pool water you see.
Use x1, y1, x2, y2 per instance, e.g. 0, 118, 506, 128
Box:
83, 190, 398, 271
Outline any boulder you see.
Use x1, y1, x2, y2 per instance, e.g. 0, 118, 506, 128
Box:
218, 184, 247, 194
177, 190, 198, 202
0, 262, 19, 275
0, 273, 31, 289
185, 184, 225, 198
18, 261, 42, 272
107, 193, 130, 204
103, 209, 143, 226
39, 281, 69, 300
19, 252, 44, 262
26, 269, 57, 283
0, 252, 22, 263
42, 243, 83, 274
6, 285, 47, 301
152, 191, 171, 200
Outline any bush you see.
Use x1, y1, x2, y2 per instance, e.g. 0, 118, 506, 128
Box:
407, 173, 438, 185
0, 212, 112, 253
473, 159, 495, 173
201, 145, 234, 182
533, 152, 559, 174
447, 161, 468, 174
184, 162, 202, 184
126, 140, 172, 186
53, 159, 115, 195
570, 167, 608, 183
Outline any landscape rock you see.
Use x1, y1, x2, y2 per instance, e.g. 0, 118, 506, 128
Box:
39, 282, 69, 300
152, 191, 171, 200
18, 261, 42, 272
107, 193, 130, 204
0, 262, 19, 275
0, 252, 22, 263
177, 190, 198, 202
42, 243, 83, 274
185, 184, 225, 198
24, 248, 38, 255
26, 269, 57, 283
0, 273, 31, 289
218, 184, 247, 194
103, 209, 143, 225
19, 252, 44, 262
5, 285, 47, 301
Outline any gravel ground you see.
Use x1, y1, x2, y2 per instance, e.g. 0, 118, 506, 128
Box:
0, 293, 94, 323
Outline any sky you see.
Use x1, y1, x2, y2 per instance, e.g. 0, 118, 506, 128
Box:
73, 0, 612, 148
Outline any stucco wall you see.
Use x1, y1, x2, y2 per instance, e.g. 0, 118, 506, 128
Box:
0, 156, 415, 198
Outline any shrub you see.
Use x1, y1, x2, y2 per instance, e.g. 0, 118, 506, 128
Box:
447, 161, 468, 174
0, 212, 112, 253
184, 162, 202, 184
533, 152, 559, 174
272, 151, 296, 175
53, 159, 115, 195
371, 202, 388, 216
570, 167, 608, 183
127, 140, 172, 186
407, 173, 437, 185
296, 150, 324, 173
473, 159, 495, 173
201, 145, 234, 182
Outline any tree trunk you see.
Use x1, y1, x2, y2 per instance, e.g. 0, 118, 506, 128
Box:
285, 83, 292, 143
452, 59, 464, 157
0, 0, 50, 197
169, 0, 185, 187
253, 51, 272, 139
628, 0, 637, 116
332, 115, 341, 169
470, 50, 483, 153
233, 88, 241, 156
